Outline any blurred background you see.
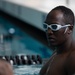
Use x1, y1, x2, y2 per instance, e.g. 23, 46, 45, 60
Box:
0, 0, 75, 75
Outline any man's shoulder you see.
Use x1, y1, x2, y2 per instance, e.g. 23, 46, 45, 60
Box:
65, 50, 75, 74
68, 50, 75, 60
66, 50, 75, 66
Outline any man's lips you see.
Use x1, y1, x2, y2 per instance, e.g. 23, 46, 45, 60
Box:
47, 37, 55, 42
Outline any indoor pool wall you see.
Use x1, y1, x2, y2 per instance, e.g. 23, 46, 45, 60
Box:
0, 16, 53, 58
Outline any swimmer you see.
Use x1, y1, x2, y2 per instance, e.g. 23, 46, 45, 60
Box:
40, 6, 75, 75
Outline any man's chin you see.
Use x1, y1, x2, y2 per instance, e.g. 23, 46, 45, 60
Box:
49, 42, 58, 47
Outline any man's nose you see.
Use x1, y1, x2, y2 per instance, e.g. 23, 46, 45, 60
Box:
46, 28, 53, 34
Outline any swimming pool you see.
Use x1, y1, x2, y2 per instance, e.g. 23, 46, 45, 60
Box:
14, 65, 42, 75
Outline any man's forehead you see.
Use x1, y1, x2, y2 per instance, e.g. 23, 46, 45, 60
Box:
45, 10, 65, 24
48, 10, 64, 19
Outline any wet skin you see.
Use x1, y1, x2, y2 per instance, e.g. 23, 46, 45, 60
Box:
40, 10, 75, 75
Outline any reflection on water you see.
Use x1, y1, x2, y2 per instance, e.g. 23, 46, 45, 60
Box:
14, 65, 42, 75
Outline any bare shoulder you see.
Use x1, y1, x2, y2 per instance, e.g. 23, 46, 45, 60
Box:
65, 50, 75, 74
67, 41, 75, 63
69, 49, 75, 61
40, 52, 56, 75
39, 58, 50, 75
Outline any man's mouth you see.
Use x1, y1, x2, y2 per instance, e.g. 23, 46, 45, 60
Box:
48, 37, 55, 42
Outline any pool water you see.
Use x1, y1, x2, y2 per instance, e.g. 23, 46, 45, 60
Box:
14, 65, 42, 75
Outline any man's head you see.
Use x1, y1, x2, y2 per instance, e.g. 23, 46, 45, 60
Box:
44, 6, 74, 47
0, 59, 13, 75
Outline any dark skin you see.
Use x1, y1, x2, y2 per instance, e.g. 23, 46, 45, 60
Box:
0, 59, 13, 75
40, 10, 75, 75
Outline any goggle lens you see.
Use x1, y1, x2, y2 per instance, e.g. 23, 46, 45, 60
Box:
51, 25, 57, 30
43, 23, 48, 29
43, 23, 58, 31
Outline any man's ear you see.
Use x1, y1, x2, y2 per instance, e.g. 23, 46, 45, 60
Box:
68, 25, 73, 34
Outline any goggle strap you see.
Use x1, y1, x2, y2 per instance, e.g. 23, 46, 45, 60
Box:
62, 24, 71, 27
64, 27, 68, 34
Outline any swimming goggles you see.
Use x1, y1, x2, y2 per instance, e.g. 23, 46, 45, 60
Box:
43, 23, 71, 31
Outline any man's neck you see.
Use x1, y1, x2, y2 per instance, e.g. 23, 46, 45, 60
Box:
56, 38, 73, 54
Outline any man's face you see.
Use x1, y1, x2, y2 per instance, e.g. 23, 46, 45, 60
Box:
45, 10, 69, 47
